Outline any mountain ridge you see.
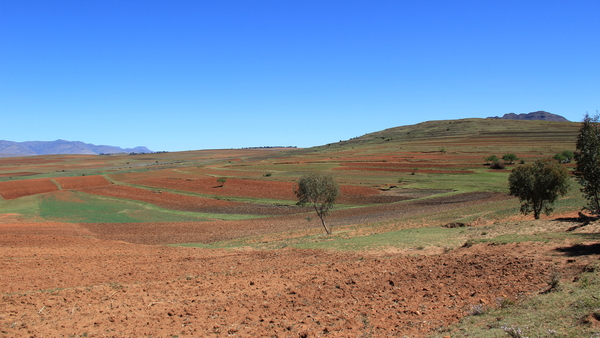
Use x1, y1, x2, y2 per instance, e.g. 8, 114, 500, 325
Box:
0, 139, 152, 157
487, 111, 569, 122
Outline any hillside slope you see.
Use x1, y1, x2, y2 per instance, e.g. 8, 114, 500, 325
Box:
315, 118, 579, 154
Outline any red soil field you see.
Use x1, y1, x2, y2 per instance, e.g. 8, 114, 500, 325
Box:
335, 167, 474, 174
0, 172, 38, 178
0, 178, 58, 200
132, 176, 297, 200
338, 162, 474, 169
53, 175, 112, 190
0, 158, 58, 166
0, 220, 592, 337
81, 185, 236, 207
117, 175, 381, 204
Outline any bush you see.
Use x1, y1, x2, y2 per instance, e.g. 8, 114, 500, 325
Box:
508, 158, 570, 219
490, 161, 505, 170
502, 154, 518, 164
485, 155, 499, 164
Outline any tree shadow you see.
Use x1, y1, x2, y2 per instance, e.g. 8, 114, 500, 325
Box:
555, 242, 600, 256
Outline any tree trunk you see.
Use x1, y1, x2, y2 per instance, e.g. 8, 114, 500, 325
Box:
314, 207, 332, 235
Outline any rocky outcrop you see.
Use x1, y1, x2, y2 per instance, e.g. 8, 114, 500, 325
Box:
488, 111, 569, 122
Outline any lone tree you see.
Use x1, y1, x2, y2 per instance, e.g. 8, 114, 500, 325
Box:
294, 173, 339, 235
508, 158, 570, 219
502, 154, 518, 164
574, 113, 600, 215
216, 177, 227, 187
485, 155, 499, 164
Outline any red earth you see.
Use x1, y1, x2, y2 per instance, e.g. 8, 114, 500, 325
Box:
0, 218, 594, 337
0, 178, 58, 200
53, 175, 112, 190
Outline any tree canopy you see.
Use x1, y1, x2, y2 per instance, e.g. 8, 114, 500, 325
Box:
294, 173, 339, 235
508, 158, 570, 219
574, 113, 600, 215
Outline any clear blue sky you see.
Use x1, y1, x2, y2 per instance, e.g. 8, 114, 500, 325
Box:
2, 1, 599, 152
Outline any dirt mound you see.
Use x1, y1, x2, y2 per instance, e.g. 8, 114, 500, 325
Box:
0, 222, 583, 337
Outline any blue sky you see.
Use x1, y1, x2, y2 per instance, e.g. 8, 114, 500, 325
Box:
1, 1, 599, 152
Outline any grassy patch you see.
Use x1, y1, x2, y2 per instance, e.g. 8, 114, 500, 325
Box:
0, 194, 42, 220
39, 191, 267, 223
432, 263, 600, 337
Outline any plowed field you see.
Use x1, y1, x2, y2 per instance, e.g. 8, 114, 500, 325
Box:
0, 221, 591, 337
54, 175, 112, 190
80, 185, 303, 215
0, 178, 58, 199
115, 175, 382, 205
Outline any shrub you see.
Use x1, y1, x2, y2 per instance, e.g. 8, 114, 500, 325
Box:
485, 155, 499, 164
502, 153, 518, 164
490, 161, 505, 169
508, 158, 570, 219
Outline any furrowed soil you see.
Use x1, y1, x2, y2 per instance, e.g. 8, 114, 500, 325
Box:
0, 178, 58, 200
1, 221, 593, 337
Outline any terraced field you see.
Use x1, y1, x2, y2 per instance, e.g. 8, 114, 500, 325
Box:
2, 118, 596, 337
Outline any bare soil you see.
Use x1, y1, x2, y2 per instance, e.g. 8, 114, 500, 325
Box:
53, 176, 112, 190
0, 178, 58, 200
1, 220, 593, 337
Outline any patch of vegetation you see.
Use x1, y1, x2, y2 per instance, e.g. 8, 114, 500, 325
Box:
39, 191, 266, 223
432, 263, 600, 337
0, 194, 42, 220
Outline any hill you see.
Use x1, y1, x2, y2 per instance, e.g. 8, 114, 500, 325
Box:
487, 110, 569, 122
0, 139, 152, 157
1, 117, 596, 337
317, 118, 578, 154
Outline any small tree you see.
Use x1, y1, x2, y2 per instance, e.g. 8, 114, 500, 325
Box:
554, 150, 575, 163
294, 173, 339, 235
216, 177, 227, 187
485, 155, 499, 164
502, 154, 518, 164
508, 158, 570, 219
575, 113, 600, 215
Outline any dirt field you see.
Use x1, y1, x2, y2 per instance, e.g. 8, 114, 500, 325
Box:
1, 209, 595, 337
0, 178, 58, 200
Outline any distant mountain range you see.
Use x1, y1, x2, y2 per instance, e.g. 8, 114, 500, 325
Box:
0, 140, 152, 158
487, 111, 569, 122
